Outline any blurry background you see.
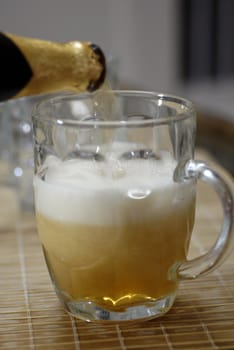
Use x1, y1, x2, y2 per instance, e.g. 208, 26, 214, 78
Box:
0, 0, 233, 174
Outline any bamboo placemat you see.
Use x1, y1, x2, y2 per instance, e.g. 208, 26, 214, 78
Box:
0, 156, 233, 350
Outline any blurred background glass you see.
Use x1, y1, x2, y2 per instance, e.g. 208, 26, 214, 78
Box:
0, 0, 233, 216
0, 95, 45, 213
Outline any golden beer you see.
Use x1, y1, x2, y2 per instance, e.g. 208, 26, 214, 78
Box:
34, 151, 196, 312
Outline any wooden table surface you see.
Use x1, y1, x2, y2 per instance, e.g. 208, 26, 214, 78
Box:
0, 150, 233, 350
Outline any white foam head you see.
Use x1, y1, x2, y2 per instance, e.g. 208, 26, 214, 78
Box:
34, 147, 195, 225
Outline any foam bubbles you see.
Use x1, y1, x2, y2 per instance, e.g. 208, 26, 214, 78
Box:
34, 148, 194, 225
127, 189, 151, 200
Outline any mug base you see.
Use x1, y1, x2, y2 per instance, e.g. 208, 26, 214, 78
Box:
63, 293, 176, 323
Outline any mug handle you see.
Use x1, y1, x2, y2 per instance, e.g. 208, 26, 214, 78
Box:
178, 160, 234, 280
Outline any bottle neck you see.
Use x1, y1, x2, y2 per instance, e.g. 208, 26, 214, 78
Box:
0, 32, 106, 102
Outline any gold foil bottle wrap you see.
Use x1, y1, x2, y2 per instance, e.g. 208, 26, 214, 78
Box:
0, 32, 106, 101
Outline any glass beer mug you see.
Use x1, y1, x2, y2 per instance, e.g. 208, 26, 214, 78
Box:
32, 90, 233, 323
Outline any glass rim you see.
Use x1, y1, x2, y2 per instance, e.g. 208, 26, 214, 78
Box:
32, 90, 196, 128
